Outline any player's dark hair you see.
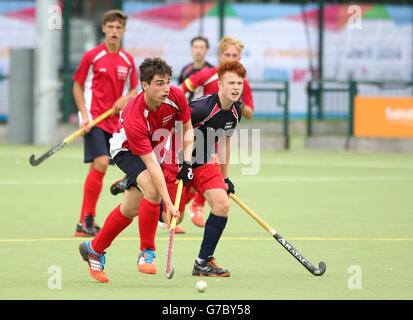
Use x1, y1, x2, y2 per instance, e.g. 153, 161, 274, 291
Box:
103, 9, 128, 27
139, 57, 173, 84
217, 61, 247, 80
190, 36, 209, 49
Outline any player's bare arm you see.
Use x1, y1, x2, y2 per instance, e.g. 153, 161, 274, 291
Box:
220, 136, 235, 195
111, 87, 138, 115
242, 105, 253, 119
178, 84, 190, 103
175, 119, 194, 186
219, 136, 231, 179
182, 119, 194, 163
73, 80, 92, 134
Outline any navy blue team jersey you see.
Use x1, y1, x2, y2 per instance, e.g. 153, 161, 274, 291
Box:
190, 93, 242, 168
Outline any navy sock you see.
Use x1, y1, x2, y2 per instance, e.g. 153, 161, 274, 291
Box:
198, 213, 228, 260
159, 202, 164, 222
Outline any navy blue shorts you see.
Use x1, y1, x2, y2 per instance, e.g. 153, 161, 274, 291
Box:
113, 150, 147, 190
83, 126, 114, 164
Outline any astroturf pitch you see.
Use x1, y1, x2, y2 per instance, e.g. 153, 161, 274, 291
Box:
1, 143, 413, 300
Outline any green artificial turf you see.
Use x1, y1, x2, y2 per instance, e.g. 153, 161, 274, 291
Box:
1, 144, 413, 300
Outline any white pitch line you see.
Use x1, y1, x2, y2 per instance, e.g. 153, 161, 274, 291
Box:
1, 237, 413, 243
234, 176, 413, 183
0, 179, 84, 185
258, 159, 413, 169
3, 152, 413, 169
1, 176, 413, 185
0, 153, 82, 160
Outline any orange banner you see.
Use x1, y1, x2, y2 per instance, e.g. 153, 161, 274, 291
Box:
354, 96, 413, 138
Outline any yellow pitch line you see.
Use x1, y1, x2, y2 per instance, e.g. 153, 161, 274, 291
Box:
1, 237, 413, 243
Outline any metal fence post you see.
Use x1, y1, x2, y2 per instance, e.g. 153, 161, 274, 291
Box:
306, 81, 313, 136
283, 81, 290, 149
348, 80, 357, 136
113, 0, 123, 10
218, 0, 225, 41
62, 0, 71, 123
8, 49, 34, 144
316, 81, 323, 119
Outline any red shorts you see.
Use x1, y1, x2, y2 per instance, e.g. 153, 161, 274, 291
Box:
162, 163, 227, 213
162, 166, 191, 213
189, 163, 227, 196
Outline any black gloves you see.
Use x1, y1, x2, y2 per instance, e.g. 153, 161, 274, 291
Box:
177, 161, 193, 186
224, 177, 235, 195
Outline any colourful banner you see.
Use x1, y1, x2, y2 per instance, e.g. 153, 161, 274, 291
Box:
123, 2, 413, 118
0, 2, 412, 120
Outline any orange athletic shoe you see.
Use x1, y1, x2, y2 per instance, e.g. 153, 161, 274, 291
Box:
79, 240, 109, 283
189, 203, 206, 227
173, 225, 186, 234
158, 221, 186, 234
138, 249, 157, 274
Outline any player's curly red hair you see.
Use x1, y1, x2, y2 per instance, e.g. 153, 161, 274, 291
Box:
217, 61, 247, 80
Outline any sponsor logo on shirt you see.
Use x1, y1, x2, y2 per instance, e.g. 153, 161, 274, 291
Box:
162, 114, 175, 125
117, 65, 128, 80
224, 122, 234, 129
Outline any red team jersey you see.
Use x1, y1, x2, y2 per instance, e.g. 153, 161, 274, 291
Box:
182, 66, 254, 110
110, 86, 191, 162
73, 43, 138, 134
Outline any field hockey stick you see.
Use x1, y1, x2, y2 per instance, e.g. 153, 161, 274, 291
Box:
230, 193, 326, 276
165, 179, 184, 279
29, 109, 113, 166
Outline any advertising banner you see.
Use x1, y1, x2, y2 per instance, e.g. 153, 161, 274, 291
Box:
354, 96, 413, 138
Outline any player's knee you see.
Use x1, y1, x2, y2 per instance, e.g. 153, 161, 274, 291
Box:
212, 197, 231, 216
137, 172, 161, 203
143, 185, 161, 203
120, 203, 139, 218
93, 156, 109, 172
122, 207, 139, 219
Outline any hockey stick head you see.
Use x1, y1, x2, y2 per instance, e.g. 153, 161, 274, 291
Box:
29, 154, 40, 166
29, 141, 66, 166
165, 219, 177, 280
165, 265, 175, 279
312, 261, 326, 276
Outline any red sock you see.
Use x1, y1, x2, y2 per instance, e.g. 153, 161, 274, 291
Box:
91, 204, 133, 254
193, 192, 206, 207
138, 198, 160, 252
79, 167, 105, 223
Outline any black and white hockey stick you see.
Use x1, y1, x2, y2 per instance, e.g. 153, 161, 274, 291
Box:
29, 109, 113, 166
230, 193, 326, 276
